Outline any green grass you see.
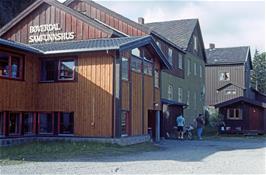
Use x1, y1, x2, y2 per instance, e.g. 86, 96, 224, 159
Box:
0, 141, 160, 166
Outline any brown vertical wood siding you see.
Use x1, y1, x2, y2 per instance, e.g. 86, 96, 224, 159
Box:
68, 1, 146, 36
37, 52, 114, 137
1, 3, 110, 44
121, 80, 130, 111
205, 64, 245, 105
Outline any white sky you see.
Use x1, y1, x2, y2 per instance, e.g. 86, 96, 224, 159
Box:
57, 0, 265, 55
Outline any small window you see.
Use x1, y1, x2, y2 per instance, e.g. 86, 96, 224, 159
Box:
121, 57, 129, 80
143, 61, 153, 76
0, 112, 4, 136
193, 35, 198, 51
219, 72, 230, 81
178, 53, 183, 69
225, 90, 236, 95
121, 111, 129, 136
60, 112, 74, 134
9, 112, 20, 135
227, 108, 242, 120
154, 69, 159, 88
39, 113, 53, 134
23, 113, 35, 135
199, 65, 202, 78
132, 48, 141, 57
131, 57, 142, 73
168, 84, 173, 100
187, 91, 190, 106
41, 60, 57, 81
168, 48, 173, 65
194, 63, 197, 76
58, 60, 75, 80
0, 52, 23, 80
187, 59, 191, 76
156, 41, 161, 49
178, 88, 183, 102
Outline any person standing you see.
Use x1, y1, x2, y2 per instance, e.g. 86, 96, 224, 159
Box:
196, 114, 205, 140
176, 114, 185, 139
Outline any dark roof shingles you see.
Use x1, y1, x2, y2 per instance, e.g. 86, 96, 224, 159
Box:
205, 46, 249, 65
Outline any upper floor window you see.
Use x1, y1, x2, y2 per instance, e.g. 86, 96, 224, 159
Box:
121, 57, 129, 80
154, 69, 159, 88
168, 84, 173, 100
193, 35, 198, 51
41, 58, 75, 82
187, 59, 191, 76
187, 90, 190, 106
156, 41, 161, 49
168, 48, 173, 65
219, 72, 230, 81
132, 48, 141, 57
143, 61, 153, 76
199, 65, 203, 78
227, 108, 242, 120
178, 53, 183, 69
178, 88, 183, 102
194, 63, 197, 76
225, 89, 236, 95
131, 57, 142, 73
0, 52, 23, 80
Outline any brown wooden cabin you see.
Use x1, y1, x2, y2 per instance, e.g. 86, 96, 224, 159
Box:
0, 0, 171, 139
215, 97, 266, 134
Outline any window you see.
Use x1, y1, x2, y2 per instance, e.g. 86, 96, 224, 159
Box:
132, 48, 141, 57
154, 70, 159, 88
39, 113, 53, 134
121, 111, 129, 136
23, 113, 35, 135
41, 59, 75, 82
187, 91, 190, 106
168, 48, 173, 65
225, 90, 236, 95
178, 88, 183, 102
194, 63, 197, 76
60, 112, 74, 134
0, 52, 23, 79
219, 72, 230, 81
199, 65, 202, 78
227, 108, 242, 120
156, 41, 161, 49
193, 35, 198, 51
121, 57, 129, 80
187, 59, 191, 76
143, 61, 153, 76
58, 60, 75, 80
9, 112, 20, 135
0, 112, 4, 136
131, 57, 142, 73
178, 53, 183, 69
168, 84, 173, 100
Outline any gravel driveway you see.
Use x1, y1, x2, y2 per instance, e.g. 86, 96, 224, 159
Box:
1, 138, 266, 174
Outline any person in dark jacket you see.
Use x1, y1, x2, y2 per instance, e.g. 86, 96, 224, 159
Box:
195, 114, 205, 140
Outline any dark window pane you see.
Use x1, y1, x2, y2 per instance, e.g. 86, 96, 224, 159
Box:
23, 113, 34, 134
144, 61, 153, 76
11, 56, 20, 78
131, 57, 142, 73
40, 113, 53, 134
59, 60, 75, 80
121, 58, 128, 80
60, 112, 74, 134
0, 53, 9, 77
41, 60, 56, 81
0, 112, 4, 136
9, 113, 20, 135
121, 111, 128, 135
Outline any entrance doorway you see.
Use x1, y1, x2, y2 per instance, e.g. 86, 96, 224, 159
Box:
148, 110, 156, 139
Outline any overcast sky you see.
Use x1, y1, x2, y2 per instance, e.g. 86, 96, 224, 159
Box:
58, 0, 265, 55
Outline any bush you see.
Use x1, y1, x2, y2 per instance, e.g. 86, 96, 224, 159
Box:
205, 107, 224, 128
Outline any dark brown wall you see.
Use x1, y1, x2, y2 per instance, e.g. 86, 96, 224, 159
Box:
1, 2, 110, 44
67, 0, 146, 36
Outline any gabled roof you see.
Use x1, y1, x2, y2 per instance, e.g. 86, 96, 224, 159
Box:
215, 97, 266, 108
205, 46, 250, 65
64, 0, 150, 34
217, 83, 246, 92
145, 19, 198, 50
0, 38, 42, 54
0, 0, 117, 37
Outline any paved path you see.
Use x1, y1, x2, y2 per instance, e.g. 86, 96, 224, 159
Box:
1, 138, 266, 174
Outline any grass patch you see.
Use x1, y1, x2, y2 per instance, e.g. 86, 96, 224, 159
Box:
0, 141, 159, 166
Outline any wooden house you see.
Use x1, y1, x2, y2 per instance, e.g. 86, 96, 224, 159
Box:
0, 0, 170, 139
206, 44, 266, 133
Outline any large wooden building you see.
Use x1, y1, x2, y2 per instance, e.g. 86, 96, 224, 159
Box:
205, 44, 266, 133
0, 0, 170, 139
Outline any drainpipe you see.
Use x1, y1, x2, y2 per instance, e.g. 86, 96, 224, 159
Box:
155, 110, 160, 142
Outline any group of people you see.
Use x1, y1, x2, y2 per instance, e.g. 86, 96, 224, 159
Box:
176, 114, 205, 140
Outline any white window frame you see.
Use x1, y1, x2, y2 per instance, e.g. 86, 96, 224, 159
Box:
121, 57, 129, 81
178, 88, 183, 102
156, 41, 161, 49
187, 59, 191, 76
193, 35, 198, 51
199, 65, 202, 78
194, 63, 197, 76
178, 53, 183, 69
225, 89, 237, 95
219, 71, 230, 81
168, 48, 173, 65
168, 84, 173, 100
227, 108, 243, 120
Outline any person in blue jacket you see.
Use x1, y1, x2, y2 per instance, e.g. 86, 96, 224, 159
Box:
176, 114, 185, 139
